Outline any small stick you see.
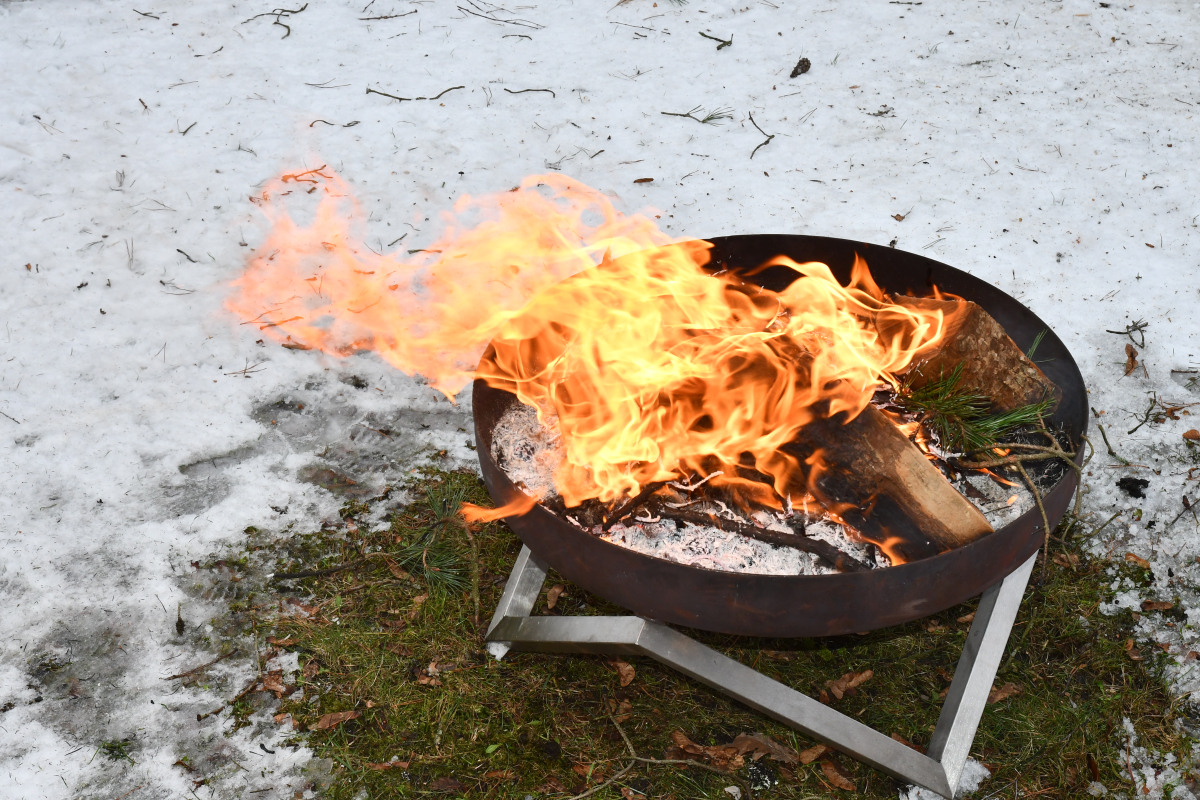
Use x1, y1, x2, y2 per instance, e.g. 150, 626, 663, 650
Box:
504, 87, 555, 98
1127, 395, 1158, 435
163, 650, 238, 681
1085, 512, 1121, 538
180, 122, 196, 136
176, 248, 198, 263
668, 509, 869, 572
196, 675, 261, 721
607, 715, 755, 800
425, 85, 464, 100
502, 34, 532, 40
698, 31, 733, 49
1014, 461, 1051, 581
309, 119, 335, 127
272, 558, 365, 581
133, 9, 159, 18
359, 11, 415, 19
1096, 422, 1129, 465
0, 410, 20, 425
748, 112, 775, 159
601, 481, 667, 531
366, 87, 411, 102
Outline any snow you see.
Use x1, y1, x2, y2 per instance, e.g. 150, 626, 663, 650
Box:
1, 0, 1199, 797
900, 758, 991, 799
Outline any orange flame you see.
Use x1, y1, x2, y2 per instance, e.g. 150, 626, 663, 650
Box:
229, 169, 957, 512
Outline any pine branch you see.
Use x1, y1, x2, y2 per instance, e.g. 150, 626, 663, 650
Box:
897, 364, 1053, 452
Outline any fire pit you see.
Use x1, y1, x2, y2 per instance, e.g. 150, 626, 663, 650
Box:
475, 234, 1087, 638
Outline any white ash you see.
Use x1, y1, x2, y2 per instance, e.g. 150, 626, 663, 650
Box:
490, 402, 564, 501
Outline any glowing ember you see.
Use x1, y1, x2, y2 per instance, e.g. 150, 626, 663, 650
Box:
230, 170, 963, 523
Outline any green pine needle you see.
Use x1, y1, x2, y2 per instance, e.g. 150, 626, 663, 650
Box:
898, 365, 1053, 452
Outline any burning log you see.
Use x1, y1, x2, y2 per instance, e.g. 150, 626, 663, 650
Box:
887, 295, 1060, 413
780, 403, 994, 563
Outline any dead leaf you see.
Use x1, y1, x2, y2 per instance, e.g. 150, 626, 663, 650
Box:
1124, 639, 1145, 661
387, 643, 413, 657
1142, 600, 1174, 612
408, 594, 429, 621
620, 788, 645, 800
267, 636, 298, 646
825, 669, 873, 700
484, 769, 515, 780
262, 672, 288, 697
429, 776, 468, 793
384, 558, 411, 581
670, 730, 744, 771
1125, 344, 1139, 376
1185, 430, 1200, 441
987, 682, 1023, 704
310, 710, 361, 731
956, 612, 976, 624
890, 733, 925, 753
892, 213, 906, 221
535, 777, 569, 794
1189, 651, 1200, 661
380, 618, 408, 630
1125, 552, 1151, 569
820, 758, 857, 791
274, 712, 290, 724
817, 689, 831, 704
1053, 553, 1081, 570
607, 697, 633, 722
633, 177, 654, 184
302, 659, 320, 680
730, 732, 799, 764
572, 763, 605, 783
798, 743, 829, 764
546, 584, 566, 610
609, 659, 636, 687
365, 760, 410, 770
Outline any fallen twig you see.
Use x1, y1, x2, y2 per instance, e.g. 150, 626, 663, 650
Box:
243, 3, 308, 38
504, 87, 555, 98
698, 31, 733, 49
163, 650, 238, 681
366, 87, 410, 102
1095, 422, 1130, 465
457, 1, 543, 29
748, 112, 774, 159
660, 105, 732, 125
133, 9, 159, 19
601, 481, 667, 531
606, 715, 755, 800
1105, 319, 1147, 348
359, 11, 415, 19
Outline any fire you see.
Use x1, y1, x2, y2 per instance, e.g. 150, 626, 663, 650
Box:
230, 169, 958, 518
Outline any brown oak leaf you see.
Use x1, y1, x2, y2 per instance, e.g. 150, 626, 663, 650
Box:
609, 659, 636, 687
669, 730, 744, 771
429, 776, 467, 793
798, 743, 829, 764
825, 669, 873, 700
730, 732, 799, 764
820, 757, 857, 790
546, 584, 566, 610
1142, 600, 1174, 612
986, 682, 1023, 704
310, 710, 360, 731
1125, 344, 1139, 376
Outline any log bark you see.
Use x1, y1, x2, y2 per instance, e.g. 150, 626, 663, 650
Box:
780, 403, 994, 563
887, 295, 1060, 413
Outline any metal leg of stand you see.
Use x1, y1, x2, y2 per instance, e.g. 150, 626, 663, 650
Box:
487, 545, 1036, 799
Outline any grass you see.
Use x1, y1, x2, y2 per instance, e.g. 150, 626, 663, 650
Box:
243, 470, 1189, 799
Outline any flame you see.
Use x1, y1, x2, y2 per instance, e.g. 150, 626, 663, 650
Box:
230, 169, 959, 516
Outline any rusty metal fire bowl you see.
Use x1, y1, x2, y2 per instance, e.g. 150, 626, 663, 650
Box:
473, 234, 1087, 639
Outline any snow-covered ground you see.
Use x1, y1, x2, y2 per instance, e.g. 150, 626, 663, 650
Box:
1, 0, 1198, 797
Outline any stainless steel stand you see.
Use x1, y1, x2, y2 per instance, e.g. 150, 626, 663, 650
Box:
486, 546, 1036, 799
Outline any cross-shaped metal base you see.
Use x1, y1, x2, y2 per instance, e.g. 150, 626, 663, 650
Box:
486, 546, 1036, 799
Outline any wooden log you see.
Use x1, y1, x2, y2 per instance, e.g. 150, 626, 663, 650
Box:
886, 295, 1060, 413
780, 403, 994, 563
